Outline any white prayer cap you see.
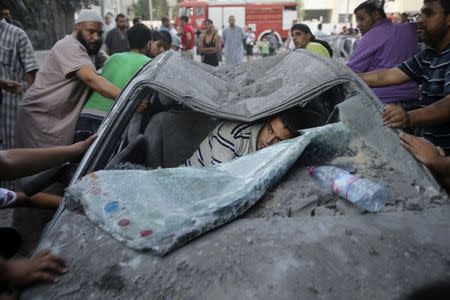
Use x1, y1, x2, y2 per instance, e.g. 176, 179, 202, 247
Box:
75, 9, 103, 25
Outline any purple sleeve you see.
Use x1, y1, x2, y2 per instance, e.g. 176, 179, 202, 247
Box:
347, 37, 376, 73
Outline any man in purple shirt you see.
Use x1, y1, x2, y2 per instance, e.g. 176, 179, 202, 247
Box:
347, 0, 419, 108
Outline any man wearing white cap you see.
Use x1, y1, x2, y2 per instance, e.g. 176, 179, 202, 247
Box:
16, 9, 121, 149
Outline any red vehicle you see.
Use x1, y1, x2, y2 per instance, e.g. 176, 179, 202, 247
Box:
175, 0, 298, 41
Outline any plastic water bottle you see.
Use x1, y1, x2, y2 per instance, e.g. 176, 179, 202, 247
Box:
308, 166, 387, 212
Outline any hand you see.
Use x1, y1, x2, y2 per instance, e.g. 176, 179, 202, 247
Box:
0, 79, 22, 94
383, 105, 411, 128
137, 99, 150, 113
70, 134, 97, 160
6, 251, 68, 288
399, 132, 444, 166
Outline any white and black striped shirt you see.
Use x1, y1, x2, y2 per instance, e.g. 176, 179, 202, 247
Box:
186, 121, 263, 167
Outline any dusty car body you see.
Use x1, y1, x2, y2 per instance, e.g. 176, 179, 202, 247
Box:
23, 50, 449, 299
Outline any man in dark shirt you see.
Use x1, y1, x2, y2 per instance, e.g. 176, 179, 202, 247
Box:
105, 13, 129, 55
359, 0, 450, 154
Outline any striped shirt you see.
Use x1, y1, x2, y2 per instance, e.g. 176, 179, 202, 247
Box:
186, 121, 264, 167
398, 43, 450, 153
0, 19, 38, 189
0, 188, 16, 208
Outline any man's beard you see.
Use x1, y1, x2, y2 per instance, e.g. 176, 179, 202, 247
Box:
422, 26, 447, 47
76, 32, 102, 56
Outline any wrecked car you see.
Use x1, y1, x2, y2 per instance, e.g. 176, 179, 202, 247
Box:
23, 50, 449, 299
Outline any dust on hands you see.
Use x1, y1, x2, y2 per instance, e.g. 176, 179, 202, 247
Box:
383, 105, 411, 128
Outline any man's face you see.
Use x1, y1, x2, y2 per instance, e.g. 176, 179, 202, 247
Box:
1, 9, 11, 22
75, 22, 103, 55
205, 21, 213, 31
149, 40, 164, 58
104, 15, 111, 25
116, 16, 128, 30
401, 14, 409, 23
418, 1, 449, 45
355, 9, 377, 35
229, 16, 235, 27
257, 116, 294, 150
291, 29, 310, 49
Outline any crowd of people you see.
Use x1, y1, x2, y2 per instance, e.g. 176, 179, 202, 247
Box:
0, 0, 449, 296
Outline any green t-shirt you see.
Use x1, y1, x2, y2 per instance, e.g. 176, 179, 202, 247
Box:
305, 42, 330, 58
82, 52, 150, 116
261, 41, 270, 55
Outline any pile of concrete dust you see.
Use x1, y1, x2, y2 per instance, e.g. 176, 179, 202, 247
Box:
246, 137, 449, 218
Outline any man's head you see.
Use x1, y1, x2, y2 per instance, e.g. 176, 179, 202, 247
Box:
418, 0, 450, 47
162, 16, 170, 27
354, 0, 387, 35
228, 16, 235, 27
128, 23, 152, 53
133, 17, 141, 25
291, 23, 314, 49
204, 19, 214, 32
104, 13, 112, 25
148, 30, 172, 57
180, 15, 189, 26
256, 109, 302, 150
115, 13, 128, 30
1, 8, 12, 22
75, 10, 104, 55
400, 12, 409, 23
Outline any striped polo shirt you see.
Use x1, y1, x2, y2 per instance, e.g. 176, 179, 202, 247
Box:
398, 43, 450, 153
185, 121, 263, 167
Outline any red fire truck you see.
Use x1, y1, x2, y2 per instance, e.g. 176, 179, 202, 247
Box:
175, 0, 298, 41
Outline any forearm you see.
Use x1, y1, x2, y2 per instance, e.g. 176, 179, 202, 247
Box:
428, 156, 450, 176
26, 70, 37, 87
358, 68, 409, 87
15, 192, 61, 209
0, 258, 9, 286
408, 95, 450, 127
202, 48, 218, 54
86, 75, 120, 99
0, 146, 79, 180
183, 41, 191, 49
439, 175, 450, 194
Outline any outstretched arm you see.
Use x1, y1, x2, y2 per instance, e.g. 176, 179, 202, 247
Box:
400, 132, 450, 192
75, 67, 121, 99
384, 95, 450, 128
358, 67, 411, 87
0, 135, 96, 181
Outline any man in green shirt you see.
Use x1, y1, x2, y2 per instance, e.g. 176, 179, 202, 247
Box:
76, 23, 154, 136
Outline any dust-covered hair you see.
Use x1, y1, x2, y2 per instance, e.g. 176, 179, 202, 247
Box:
354, 0, 387, 19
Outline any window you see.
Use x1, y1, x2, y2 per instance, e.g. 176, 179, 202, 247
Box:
195, 7, 204, 16
303, 9, 332, 23
338, 14, 353, 23
178, 7, 193, 17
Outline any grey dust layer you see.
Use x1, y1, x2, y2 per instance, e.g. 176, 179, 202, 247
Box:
23, 50, 449, 299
